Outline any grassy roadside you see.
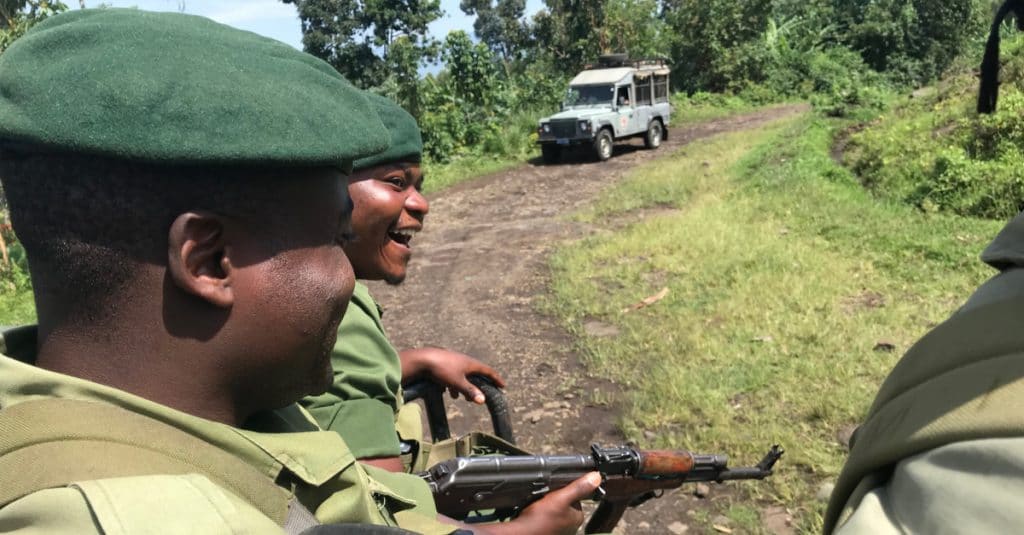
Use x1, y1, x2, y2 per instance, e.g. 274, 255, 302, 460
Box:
669, 92, 764, 124
423, 155, 524, 194
546, 112, 1002, 532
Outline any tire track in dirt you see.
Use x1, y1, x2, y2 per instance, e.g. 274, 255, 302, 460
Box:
366, 103, 809, 533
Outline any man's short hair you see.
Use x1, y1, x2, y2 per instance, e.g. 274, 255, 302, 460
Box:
0, 150, 302, 318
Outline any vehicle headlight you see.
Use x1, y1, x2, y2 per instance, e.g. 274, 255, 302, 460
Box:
541, 123, 551, 134
579, 120, 591, 131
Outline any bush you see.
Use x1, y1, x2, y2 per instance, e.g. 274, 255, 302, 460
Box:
911, 147, 1024, 218
844, 34, 1024, 220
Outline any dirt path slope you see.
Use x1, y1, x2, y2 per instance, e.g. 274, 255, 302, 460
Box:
367, 104, 809, 533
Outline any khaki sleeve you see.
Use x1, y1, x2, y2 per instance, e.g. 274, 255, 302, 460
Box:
302, 287, 404, 460
0, 475, 283, 535
836, 437, 1024, 534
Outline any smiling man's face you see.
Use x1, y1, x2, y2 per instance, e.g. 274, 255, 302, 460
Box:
344, 162, 427, 284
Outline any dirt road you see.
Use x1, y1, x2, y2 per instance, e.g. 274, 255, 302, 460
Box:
367, 104, 809, 533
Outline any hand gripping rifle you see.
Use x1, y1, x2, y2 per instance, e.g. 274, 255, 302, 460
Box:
421, 443, 783, 533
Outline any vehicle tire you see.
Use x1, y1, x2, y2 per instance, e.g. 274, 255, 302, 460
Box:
593, 129, 614, 161
541, 144, 561, 164
644, 120, 663, 149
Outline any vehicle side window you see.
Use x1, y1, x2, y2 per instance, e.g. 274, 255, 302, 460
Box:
654, 74, 669, 103
636, 76, 653, 106
616, 86, 631, 106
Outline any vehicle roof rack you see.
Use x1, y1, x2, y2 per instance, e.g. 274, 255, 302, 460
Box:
587, 54, 670, 71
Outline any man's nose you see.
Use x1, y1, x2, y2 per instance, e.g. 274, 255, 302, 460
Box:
406, 189, 429, 217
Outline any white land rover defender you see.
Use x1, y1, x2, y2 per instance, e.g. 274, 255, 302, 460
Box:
537, 55, 671, 163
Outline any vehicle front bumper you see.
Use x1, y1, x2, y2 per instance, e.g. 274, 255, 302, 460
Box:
537, 119, 597, 146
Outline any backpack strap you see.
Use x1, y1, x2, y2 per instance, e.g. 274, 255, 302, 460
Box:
0, 398, 293, 525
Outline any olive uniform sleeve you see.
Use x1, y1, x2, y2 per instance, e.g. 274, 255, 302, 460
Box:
835, 437, 1024, 534
302, 283, 405, 459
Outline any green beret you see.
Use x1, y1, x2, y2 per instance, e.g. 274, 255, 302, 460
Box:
353, 93, 423, 171
0, 8, 388, 166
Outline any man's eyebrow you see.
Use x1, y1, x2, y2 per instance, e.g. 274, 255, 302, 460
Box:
397, 163, 423, 185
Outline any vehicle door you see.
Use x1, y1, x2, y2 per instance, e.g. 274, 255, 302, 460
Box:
614, 84, 637, 137
634, 73, 654, 133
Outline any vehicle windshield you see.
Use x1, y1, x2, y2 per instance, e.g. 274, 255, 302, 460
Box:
565, 84, 614, 107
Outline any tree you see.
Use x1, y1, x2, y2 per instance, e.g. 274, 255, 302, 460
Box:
283, 0, 441, 89
663, 0, 773, 92
0, 0, 67, 54
532, 0, 606, 72
460, 0, 529, 62
600, 0, 669, 59
375, 34, 424, 115
833, 0, 980, 84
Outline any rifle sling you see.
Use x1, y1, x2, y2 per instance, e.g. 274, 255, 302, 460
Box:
0, 398, 292, 526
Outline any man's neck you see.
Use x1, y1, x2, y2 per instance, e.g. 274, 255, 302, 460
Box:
34, 320, 248, 426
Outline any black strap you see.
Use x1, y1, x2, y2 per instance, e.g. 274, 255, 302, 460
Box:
979, 0, 1024, 113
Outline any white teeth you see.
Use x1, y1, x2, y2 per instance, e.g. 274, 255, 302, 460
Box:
392, 229, 418, 238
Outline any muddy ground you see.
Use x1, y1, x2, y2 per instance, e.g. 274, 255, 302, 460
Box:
367, 104, 809, 533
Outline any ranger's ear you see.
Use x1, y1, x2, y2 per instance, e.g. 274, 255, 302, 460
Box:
167, 212, 234, 308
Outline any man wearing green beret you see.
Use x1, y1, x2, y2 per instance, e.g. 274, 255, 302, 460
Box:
0, 8, 601, 534
301, 94, 601, 534
299, 92, 507, 471
302, 93, 508, 473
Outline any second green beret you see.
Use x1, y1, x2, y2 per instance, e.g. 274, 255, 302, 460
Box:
0, 8, 388, 167
354, 93, 423, 171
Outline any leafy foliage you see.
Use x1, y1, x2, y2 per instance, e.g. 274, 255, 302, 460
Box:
844, 34, 1024, 219
833, 0, 982, 85
0, 0, 67, 53
283, 0, 441, 90
600, 0, 669, 59
459, 0, 529, 61
532, 0, 606, 73
416, 31, 566, 162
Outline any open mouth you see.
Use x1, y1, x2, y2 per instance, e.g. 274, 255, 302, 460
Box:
388, 228, 417, 247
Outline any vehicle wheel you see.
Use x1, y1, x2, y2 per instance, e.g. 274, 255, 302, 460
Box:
593, 129, 613, 161
644, 120, 662, 149
541, 144, 561, 164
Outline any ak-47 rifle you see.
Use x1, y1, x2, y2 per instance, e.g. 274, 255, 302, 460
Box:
421, 443, 784, 534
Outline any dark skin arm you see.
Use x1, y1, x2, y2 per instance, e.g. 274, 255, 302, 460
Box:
400, 347, 506, 404
359, 348, 505, 472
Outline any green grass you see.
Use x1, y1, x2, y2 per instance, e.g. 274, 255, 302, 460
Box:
547, 112, 1001, 532
423, 154, 525, 194
671, 92, 767, 124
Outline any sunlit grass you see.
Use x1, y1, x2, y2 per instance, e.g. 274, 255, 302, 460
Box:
547, 113, 1001, 532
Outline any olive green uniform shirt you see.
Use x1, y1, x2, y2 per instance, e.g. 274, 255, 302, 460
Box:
0, 328, 453, 534
831, 213, 1024, 533
303, 283, 407, 459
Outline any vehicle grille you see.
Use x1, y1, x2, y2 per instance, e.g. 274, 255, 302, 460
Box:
551, 119, 577, 138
